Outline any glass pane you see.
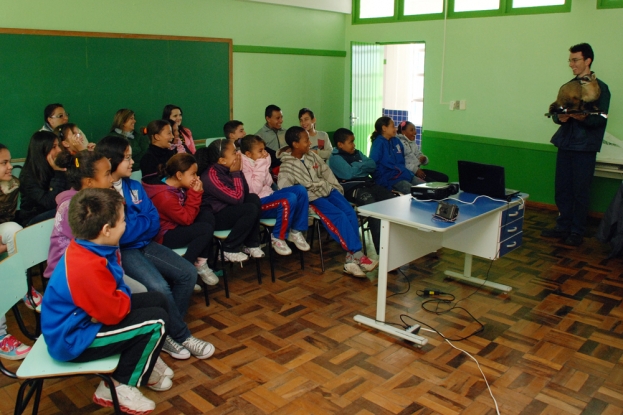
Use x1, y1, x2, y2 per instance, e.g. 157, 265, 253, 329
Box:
454, 0, 499, 12
513, 0, 565, 7
404, 0, 444, 15
360, 0, 395, 18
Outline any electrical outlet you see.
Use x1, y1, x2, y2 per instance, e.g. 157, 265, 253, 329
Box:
459, 100, 466, 110
449, 101, 456, 110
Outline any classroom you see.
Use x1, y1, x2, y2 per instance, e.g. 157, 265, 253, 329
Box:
1, 0, 622, 414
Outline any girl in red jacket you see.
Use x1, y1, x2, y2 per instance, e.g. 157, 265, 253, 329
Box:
143, 153, 219, 286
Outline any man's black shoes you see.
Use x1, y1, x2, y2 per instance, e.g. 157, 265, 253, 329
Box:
563, 233, 583, 246
541, 228, 571, 238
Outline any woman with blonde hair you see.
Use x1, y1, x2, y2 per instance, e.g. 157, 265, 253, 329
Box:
109, 109, 148, 171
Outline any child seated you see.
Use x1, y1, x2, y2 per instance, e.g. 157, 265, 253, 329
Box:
396, 121, 448, 183
197, 139, 263, 262
97, 135, 214, 361
369, 116, 424, 194
240, 135, 310, 255
327, 128, 395, 254
0, 143, 32, 361
223, 120, 246, 149
41, 188, 172, 414
168, 119, 190, 154
143, 153, 219, 285
278, 127, 378, 277
140, 120, 176, 178
44, 150, 146, 294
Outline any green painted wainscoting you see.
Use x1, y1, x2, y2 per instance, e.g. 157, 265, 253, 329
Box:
421, 130, 621, 213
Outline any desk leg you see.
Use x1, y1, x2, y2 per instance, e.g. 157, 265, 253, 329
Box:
445, 254, 512, 293
353, 219, 429, 347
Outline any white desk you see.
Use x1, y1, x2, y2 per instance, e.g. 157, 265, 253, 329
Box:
355, 192, 527, 346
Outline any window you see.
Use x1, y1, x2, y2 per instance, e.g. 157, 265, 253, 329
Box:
359, 0, 394, 19
454, 0, 499, 12
404, 0, 444, 15
596, 0, 623, 8
352, 0, 572, 24
513, 0, 565, 7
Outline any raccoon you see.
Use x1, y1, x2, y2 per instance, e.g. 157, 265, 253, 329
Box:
548, 72, 601, 114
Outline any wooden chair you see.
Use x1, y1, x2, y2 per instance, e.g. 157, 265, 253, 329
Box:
259, 218, 304, 282
0, 254, 123, 414
171, 247, 211, 306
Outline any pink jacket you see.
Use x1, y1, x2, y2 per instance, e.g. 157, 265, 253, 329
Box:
180, 127, 196, 154
241, 154, 274, 199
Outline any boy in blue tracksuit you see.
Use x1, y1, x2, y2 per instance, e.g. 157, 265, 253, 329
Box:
42, 188, 170, 413
327, 128, 395, 253
369, 116, 424, 194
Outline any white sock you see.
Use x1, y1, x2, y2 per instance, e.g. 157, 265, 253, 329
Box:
195, 258, 207, 267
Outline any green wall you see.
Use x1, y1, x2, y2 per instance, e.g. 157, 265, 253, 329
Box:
0, 0, 346, 156
344, 2, 623, 212
422, 131, 620, 212
344, 2, 622, 143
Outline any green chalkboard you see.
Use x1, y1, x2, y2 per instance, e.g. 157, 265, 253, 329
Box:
0, 29, 232, 158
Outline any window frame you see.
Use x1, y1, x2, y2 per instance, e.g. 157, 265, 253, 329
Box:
352, 0, 571, 24
597, 0, 623, 9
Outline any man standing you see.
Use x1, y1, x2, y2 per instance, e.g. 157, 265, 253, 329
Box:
541, 43, 610, 246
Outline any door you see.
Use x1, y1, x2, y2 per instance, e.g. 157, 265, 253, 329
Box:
350, 42, 384, 155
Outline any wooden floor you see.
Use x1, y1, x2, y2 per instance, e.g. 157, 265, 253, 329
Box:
2, 207, 623, 415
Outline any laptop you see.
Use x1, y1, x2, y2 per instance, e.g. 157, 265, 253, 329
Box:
457, 160, 520, 200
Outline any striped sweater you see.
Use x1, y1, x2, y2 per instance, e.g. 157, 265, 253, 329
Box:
200, 163, 249, 213
277, 148, 342, 202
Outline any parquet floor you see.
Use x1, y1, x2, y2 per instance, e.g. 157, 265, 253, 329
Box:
2, 206, 623, 414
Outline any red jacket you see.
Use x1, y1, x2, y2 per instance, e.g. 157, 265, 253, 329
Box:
142, 180, 202, 243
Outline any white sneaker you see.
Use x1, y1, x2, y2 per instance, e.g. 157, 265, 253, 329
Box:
93, 380, 155, 414
357, 255, 378, 272
154, 356, 174, 379
223, 251, 248, 263
182, 335, 215, 359
243, 246, 265, 258
344, 262, 366, 278
162, 336, 191, 360
196, 263, 219, 285
271, 235, 292, 256
147, 369, 172, 391
287, 231, 310, 251
193, 284, 202, 293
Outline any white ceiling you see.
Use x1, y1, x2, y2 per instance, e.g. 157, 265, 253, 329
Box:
242, 0, 351, 14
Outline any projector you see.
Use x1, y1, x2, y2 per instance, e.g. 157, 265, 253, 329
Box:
411, 182, 459, 200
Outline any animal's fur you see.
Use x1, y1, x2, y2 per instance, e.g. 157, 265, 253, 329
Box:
548, 72, 601, 114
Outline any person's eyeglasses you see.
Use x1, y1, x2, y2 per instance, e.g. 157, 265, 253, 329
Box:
568, 58, 584, 63
124, 155, 133, 161
49, 113, 69, 119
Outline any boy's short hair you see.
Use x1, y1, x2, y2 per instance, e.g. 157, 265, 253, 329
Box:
68, 188, 125, 240
285, 126, 306, 147
333, 128, 354, 145
223, 120, 243, 138
240, 135, 265, 153
265, 105, 281, 119
569, 43, 594, 67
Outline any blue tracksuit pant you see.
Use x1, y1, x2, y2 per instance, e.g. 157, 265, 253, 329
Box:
310, 189, 362, 253
261, 185, 309, 240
